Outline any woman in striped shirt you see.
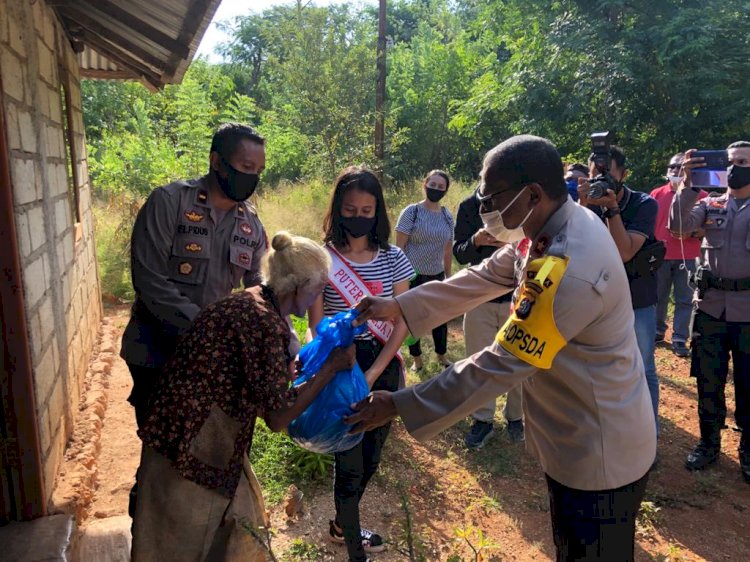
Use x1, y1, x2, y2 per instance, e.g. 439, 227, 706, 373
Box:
395, 170, 455, 371
308, 166, 413, 562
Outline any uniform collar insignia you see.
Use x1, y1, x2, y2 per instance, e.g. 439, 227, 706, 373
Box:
196, 189, 209, 205
531, 199, 575, 256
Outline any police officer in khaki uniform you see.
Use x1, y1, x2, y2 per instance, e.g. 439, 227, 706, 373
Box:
668, 142, 750, 482
349, 136, 656, 561
121, 123, 268, 429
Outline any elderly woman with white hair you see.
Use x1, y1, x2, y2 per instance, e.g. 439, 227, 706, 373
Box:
131, 231, 355, 562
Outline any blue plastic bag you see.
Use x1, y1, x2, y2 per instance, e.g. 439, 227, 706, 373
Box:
287, 309, 369, 454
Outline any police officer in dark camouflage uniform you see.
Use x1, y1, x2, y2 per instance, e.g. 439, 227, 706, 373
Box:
669, 141, 750, 483
121, 123, 268, 430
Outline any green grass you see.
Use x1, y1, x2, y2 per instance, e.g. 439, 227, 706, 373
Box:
250, 420, 333, 504
94, 178, 476, 299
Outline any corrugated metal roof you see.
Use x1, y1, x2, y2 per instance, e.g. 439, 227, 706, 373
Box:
52, 0, 222, 89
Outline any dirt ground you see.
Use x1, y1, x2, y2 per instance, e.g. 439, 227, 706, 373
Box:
71, 305, 749, 561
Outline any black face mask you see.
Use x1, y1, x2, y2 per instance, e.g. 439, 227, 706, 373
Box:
426, 188, 446, 202
340, 216, 376, 238
215, 159, 259, 202
727, 165, 750, 190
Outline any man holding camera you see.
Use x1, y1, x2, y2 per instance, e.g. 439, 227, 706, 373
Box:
650, 153, 707, 358
578, 145, 661, 436
668, 142, 750, 483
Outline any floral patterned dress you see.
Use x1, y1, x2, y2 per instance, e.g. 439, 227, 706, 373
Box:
132, 285, 297, 562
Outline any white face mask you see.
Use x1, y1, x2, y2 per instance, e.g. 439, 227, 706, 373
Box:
479, 186, 533, 243
667, 175, 681, 187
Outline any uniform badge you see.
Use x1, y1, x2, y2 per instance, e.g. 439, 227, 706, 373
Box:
705, 219, 714, 225
179, 262, 193, 275
185, 242, 202, 253
715, 218, 725, 227
238, 252, 250, 266
240, 222, 253, 235
532, 235, 550, 257
198, 190, 208, 203
516, 297, 535, 319
185, 210, 204, 222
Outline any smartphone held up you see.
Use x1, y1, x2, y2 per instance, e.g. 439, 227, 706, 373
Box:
690, 150, 729, 190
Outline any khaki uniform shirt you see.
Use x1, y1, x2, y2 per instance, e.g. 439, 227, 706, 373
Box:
121, 177, 267, 368
391, 199, 656, 491
668, 189, 750, 322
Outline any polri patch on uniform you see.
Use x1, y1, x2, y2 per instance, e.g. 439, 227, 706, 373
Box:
240, 222, 253, 235
185, 210, 204, 222
238, 252, 251, 266
516, 296, 535, 320
179, 262, 193, 275
185, 242, 202, 253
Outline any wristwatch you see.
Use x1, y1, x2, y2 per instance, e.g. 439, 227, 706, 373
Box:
603, 206, 621, 219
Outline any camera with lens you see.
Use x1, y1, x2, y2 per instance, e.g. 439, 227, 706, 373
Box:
587, 131, 621, 199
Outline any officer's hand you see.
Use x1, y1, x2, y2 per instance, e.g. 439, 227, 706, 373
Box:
353, 296, 403, 326
344, 391, 398, 434
679, 148, 703, 191
587, 188, 618, 211
473, 228, 505, 248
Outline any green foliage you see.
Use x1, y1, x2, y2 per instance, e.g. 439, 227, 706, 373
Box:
93, 196, 139, 300
83, 0, 750, 194
283, 538, 327, 561
249, 419, 332, 504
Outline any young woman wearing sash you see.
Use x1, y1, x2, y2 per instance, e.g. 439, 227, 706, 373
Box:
308, 166, 414, 562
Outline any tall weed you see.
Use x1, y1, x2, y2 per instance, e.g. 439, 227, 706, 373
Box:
96, 178, 475, 299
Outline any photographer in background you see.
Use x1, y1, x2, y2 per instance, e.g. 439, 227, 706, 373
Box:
668, 142, 750, 483
578, 143, 661, 438
650, 153, 707, 358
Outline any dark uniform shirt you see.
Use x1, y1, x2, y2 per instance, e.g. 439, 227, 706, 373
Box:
138, 287, 296, 498
668, 189, 750, 322
121, 176, 267, 368
453, 188, 513, 304
590, 187, 658, 309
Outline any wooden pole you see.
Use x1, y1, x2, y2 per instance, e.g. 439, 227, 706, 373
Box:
374, 0, 386, 165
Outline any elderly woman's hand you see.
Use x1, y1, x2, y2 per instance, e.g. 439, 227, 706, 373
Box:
322, 344, 357, 377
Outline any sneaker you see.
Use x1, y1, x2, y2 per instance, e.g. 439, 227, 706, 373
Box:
685, 440, 719, 471
409, 356, 423, 373
464, 420, 494, 449
672, 341, 690, 358
329, 520, 385, 553
436, 354, 452, 368
506, 419, 525, 443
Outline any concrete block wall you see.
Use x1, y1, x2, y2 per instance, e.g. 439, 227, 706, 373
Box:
1, 0, 102, 502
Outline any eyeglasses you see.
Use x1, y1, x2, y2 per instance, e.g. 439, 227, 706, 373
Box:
476, 186, 523, 213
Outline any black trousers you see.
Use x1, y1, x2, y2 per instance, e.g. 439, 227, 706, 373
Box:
126, 363, 163, 431
126, 363, 163, 520
334, 339, 400, 562
407, 272, 448, 357
547, 471, 649, 562
690, 310, 750, 443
